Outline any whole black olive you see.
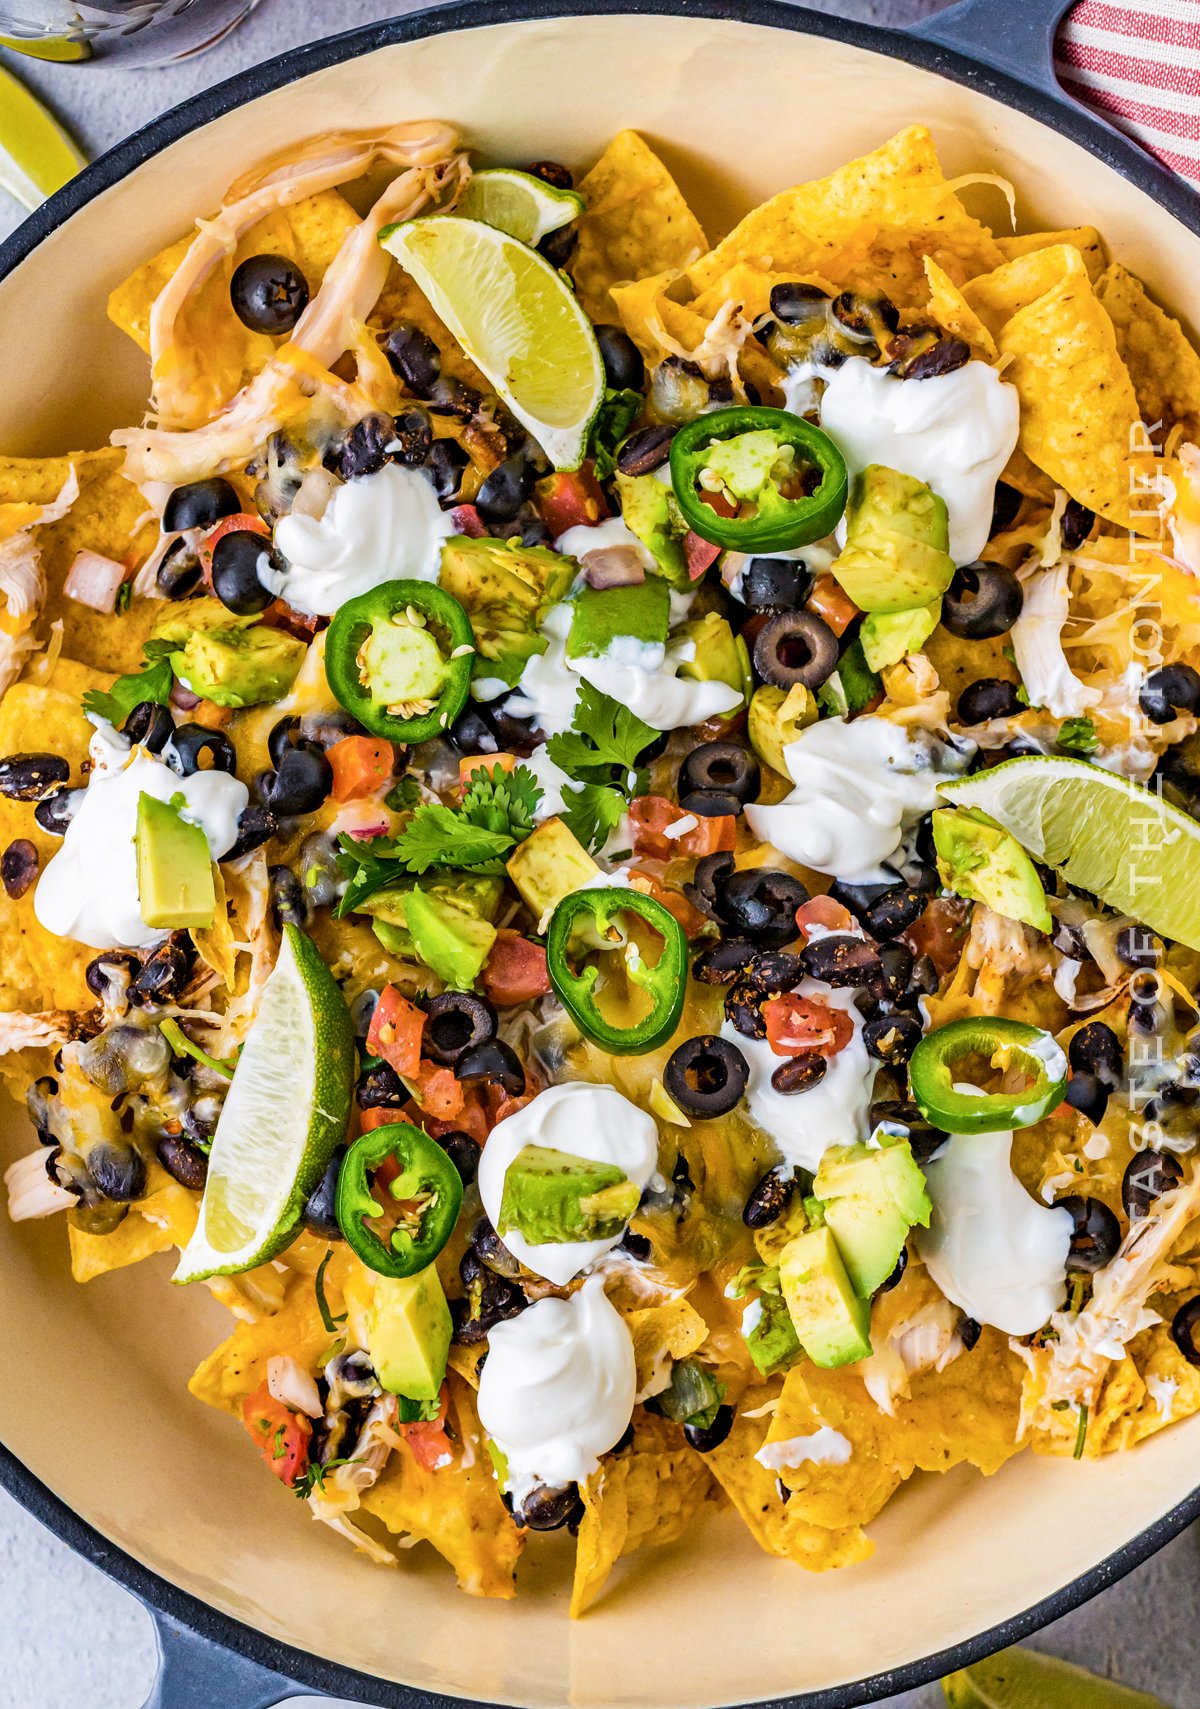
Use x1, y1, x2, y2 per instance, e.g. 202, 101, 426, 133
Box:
956, 678, 1023, 724
800, 934, 881, 988
222, 805, 276, 862
476, 455, 535, 523
770, 1055, 828, 1094
616, 424, 675, 477
742, 1168, 796, 1229
683, 1404, 734, 1452
664, 1034, 749, 1119
0, 752, 69, 801
1121, 1148, 1183, 1221
1064, 1072, 1108, 1126
863, 1013, 922, 1065
390, 405, 433, 468
455, 1038, 526, 1097
1170, 1296, 1200, 1366
424, 992, 498, 1066
1059, 1194, 1122, 1272
88, 1141, 147, 1203
747, 949, 805, 993
595, 324, 644, 392
122, 700, 175, 755
724, 980, 767, 1040
211, 529, 276, 615
860, 885, 927, 940
302, 1145, 346, 1240
941, 563, 1024, 639
262, 744, 333, 817
740, 556, 810, 612
156, 537, 204, 600
130, 934, 194, 1004
230, 254, 309, 333
1068, 1021, 1123, 1089
752, 610, 839, 691
513, 1482, 584, 1531
1060, 499, 1095, 552
169, 724, 237, 777
34, 785, 77, 837
1139, 664, 1200, 725
679, 742, 760, 809
269, 864, 307, 930
427, 438, 469, 503
869, 1098, 947, 1163
380, 321, 442, 397
1, 838, 38, 899
156, 1132, 209, 1191
769, 281, 830, 325
691, 939, 755, 985
435, 1128, 482, 1186
720, 868, 808, 947
1116, 925, 1161, 969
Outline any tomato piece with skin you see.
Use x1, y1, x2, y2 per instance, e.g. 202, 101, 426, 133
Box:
367, 985, 425, 1080
763, 993, 854, 1059
629, 795, 737, 860
481, 929, 551, 1005
328, 735, 395, 802
242, 1382, 311, 1487
630, 871, 708, 939
807, 572, 859, 638
414, 1062, 464, 1120
684, 531, 722, 580
795, 896, 858, 942
535, 469, 607, 536
197, 511, 267, 578
400, 1385, 455, 1470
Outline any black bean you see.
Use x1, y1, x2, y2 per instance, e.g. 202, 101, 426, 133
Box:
470, 1216, 525, 1280
769, 281, 830, 325
1068, 1021, 1123, 1089
222, 805, 276, 863
720, 868, 808, 947
33, 786, 76, 837
427, 438, 469, 502
956, 678, 1023, 723
869, 1098, 947, 1163
476, 455, 535, 523
269, 864, 307, 930
989, 482, 1022, 537
1060, 499, 1095, 552
616, 424, 675, 477
941, 562, 1024, 639
770, 1055, 828, 1094
1170, 1297, 1200, 1366
959, 1316, 982, 1351
595, 324, 644, 392
513, 1483, 584, 1531
155, 1132, 209, 1191
85, 951, 140, 1004
683, 1405, 734, 1452
878, 1246, 908, 1293
863, 1013, 922, 1065
0, 753, 69, 801
130, 934, 194, 1004
860, 885, 927, 940
169, 725, 237, 777
1115, 924, 1161, 970
539, 222, 578, 269
800, 934, 881, 988
1139, 664, 1200, 725
262, 744, 332, 817
527, 159, 573, 190
828, 877, 892, 925
390, 405, 433, 468
1059, 1194, 1122, 1272
830, 289, 899, 351
747, 950, 805, 993
230, 254, 309, 333
740, 556, 810, 612
356, 1061, 407, 1110
435, 1128, 482, 1187
1064, 1072, 1108, 1126
679, 742, 760, 808
424, 992, 498, 1065
893, 334, 970, 380
455, 1038, 526, 1097
753, 609, 839, 691
452, 1271, 527, 1344
88, 1141, 147, 1203
866, 941, 915, 1004
691, 939, 755, 985
428, 376, 483, 419
380, 321, 441, 397
618, 1227, 652, 1262
1121, 1148, 1183, 1221
742, 1168, 796, 1229
724, 979, 768, 1040
302, 1146, 346, 1241
664, 1034, 749, 1119
1, 838, 37, 899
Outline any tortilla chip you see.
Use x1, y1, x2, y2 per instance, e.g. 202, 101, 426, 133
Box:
690, 264, 834, 327
700, 1383, 873, 1571
624, 1297, 709, 1394
687, 126, 1001, 309
362, 1375, 523, 1599
1096, 262, 1200, 446
922, 257, 996, 359
70, 1161, 198, 1283
188, 1263, 341, 1415
759, 1368, 904, 1528
573, 131, 708, 324
571, 1409, 714, 1616
1030, 1310, 1200, 1457
997, 226, 1107, 285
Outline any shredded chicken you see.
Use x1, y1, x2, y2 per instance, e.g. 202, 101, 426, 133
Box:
648, 298, 753, 401
0, 466, 78, 698
307, 1395, 399, 1564
5, 1149, 74, 1222
1011, 560, 1102, 721
204, 850, 277, 1053
0, 1009, 75, 1054
861, 1293, 965, 1415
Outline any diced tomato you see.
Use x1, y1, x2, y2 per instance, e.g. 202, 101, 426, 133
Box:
188, 698, 232, 730
329, 735, 395, 802
481, 929, 551, 1006
698, 487, 738, 520
684, 530, 722, 580
359, 1106, 397, 1135
459, 752, 515, 789
414, 1061, 464, 1120
487, 1085, 535, 1129
260, 599, 321, 641
450, 503, 486, 538
400, 1385, 455, 1470
242, 1382, 311, 1487
535, 469, 607, 536
628, 795, 737, 860
795, 895, 858, 943
807, 573, 858, 637
416, 1092, 489, 1146
367, 984, 425, 1080
763, 993, 854, 1059
629, 871, 709, 939
902, 895, 970, 978
197, 511, 267, 577
682, 814, 738, 856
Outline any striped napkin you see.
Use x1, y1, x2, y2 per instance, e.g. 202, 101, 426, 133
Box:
1056, 0, 1200, 184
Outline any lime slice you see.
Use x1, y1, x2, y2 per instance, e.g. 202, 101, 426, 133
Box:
0, 65, 85, 210
940, 755, 1200, 951
381, 215, 604, 470
943, 1647, 1169, 1707
456, 168, 584, 244
174, 924, 354, 1283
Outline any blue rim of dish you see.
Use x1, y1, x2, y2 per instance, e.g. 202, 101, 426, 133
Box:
1, 3, 1199, 1705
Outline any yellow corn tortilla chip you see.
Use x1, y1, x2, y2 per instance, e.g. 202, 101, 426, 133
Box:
690, 264, 835, 327
760, 1368, 904, 1529
70, 1160, 198, 1283
188, 1259, 351, 1415
191, 861, 237, 991
688, 126, 1001, 309
997, 226, 1107, 285
1095, 261, 1200, 447
362, 1375, 523, 1599
573, 131, 708, 324
571, 1409, 714, 1616
1029, 1311, 1200, 1457
922, 257, 996, 359
624, 1297, 709, 1394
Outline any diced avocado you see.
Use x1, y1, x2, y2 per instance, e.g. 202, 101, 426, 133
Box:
567, 578, 671, 659
933, 805, 1052, 933
744, 1287, 802, 1376
831, 465, 956, 615
135, 792, 215, 931
778, 1225, 873, 1368
498, 1143, 640, 1244
859, 599, 942, 671
365, 873, 504, 962
406, 885, 497, 991
748, 682, 817, 776
359, 612, 448, 706
152, 600, 305, 709
675, 612, 748, 705
615, 472, 690, 586
439, 535, 575, 687
817, 637, 881, 718
366, 1266, 453, 1402
506, 816, 600, 926
813, 1137, 931, 1298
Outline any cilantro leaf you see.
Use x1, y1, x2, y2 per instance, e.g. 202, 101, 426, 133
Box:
559, 780, 628, 854
389, 805, 515, 875
1057, 716, 1098, 756
334, 833, 404, 916
587, 387, 643, 482
546, 681, 658, 784
81, 651, 173, 727
460, 762, 542, 843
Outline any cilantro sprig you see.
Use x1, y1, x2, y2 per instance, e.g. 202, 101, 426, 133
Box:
587, 387, 643, 483
1057, 716, 1098, 757
545, 682, 658, 852
81, 641, 174, 726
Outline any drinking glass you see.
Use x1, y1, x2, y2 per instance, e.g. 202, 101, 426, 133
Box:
0, 0, 259, 65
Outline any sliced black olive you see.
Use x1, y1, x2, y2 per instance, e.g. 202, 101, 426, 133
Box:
169, 724, 237, 777
267, 715, 302, 768
222, 805, 276, 863
740, 556, 810, 613
616, 424, 675, 477
1171, 1296, 1200, 1366
869, 1097, 947, 1163
752, 610, 838, 691
683, 850, 736, 925
664, 1034, 749, 1119
33, 785, 76, 837
768, 281, 830, 325
302, 1145, 346, 1240
435, 1128, 482, 1187
724, 979, 768, 1040
595, 324, 644, 391
770, 1055, 828, 1094
941, 563, 1024, 639
1068, 1020, 1123, 1089
1060, 499, 1095, 551
691, 939, 755, 985
878, 1246, 908, 1293
513, 1483, 584, 1531
747, 949, 805, 993
720, 868, 808, 947
1115, 924, 1161, 969
956, 678, 1023, 723
679, 787, 742, 818
380, 321, 442, 397
269, 864, 308, 930
88, 1141, 147, 1204
679, 742, 760, 809
863, 1013, 922, 1065
828, 877, 891, 925
122, 700, 174, 754
424, 992, 498, 1065
683, 1404, 734, 1452
742, 1168, 796, 1229
211, 529, 276, 615
1121, 1148, 1183, 1221
860, 885, 927, 940
155, 1132, 208, 1191
1139, 664, 1200, 725
427, 438, 469, 503
162, 476, 240, 535
1064, 1072, 1108, 1126
800, 933, 881, 988
476, 455, 535, 523
455, 1038, 526, 1097
262, 744, 333, 817
0, 752, 69, 801
1059, 1194, 1122, 1272
390, 405, 433, 468
0, 838, 38, 899
230, 254, 309, 334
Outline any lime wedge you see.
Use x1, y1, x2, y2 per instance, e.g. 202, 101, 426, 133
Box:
0, 65, 85, 210
940, 755, 1200, 951
174, 924, 354, 1283
943, 1647, 1170, 1707
381, 215, 604, 470
456, 168, 584, 244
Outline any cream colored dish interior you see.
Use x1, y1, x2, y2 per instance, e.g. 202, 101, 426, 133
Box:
1, 14, 1197, 1706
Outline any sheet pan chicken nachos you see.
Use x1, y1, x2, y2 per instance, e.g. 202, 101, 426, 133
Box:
3, 117, 1200, 1612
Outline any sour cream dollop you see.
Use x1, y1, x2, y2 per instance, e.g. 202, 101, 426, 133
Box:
722, 983, 876, 1172
266, 464, 454, 616
573, 636, 742, 731
477, 1275, 636, 1489
477, 1081, 659, 1285
744, 716, 953, 882
35, 724, 248, 951
819, 357, 1020, 565
916, 1126, 1073, 1336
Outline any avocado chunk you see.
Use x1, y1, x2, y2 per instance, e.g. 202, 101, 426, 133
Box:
568, 578, 671, 659
439, 535, 575, 687
813, 1136, 932, 1298
675, 612, 750, 705
816, 636, 881, 718
744, 1282, 803, 1376
859, 599, 942, 671
498, 1143, 640, 1244
831, 465, 956, 614
359, 612, 449, 707
615, 472, 690, 586
933, 805, 1052, 932
779, 1225, 873, 1368
405, 885, 497, 991
366, 1266, 453, 1402
506, 816, 600, 926
747, 682, 817, 776
135, 792, 215, 931
151, 600, 305, 709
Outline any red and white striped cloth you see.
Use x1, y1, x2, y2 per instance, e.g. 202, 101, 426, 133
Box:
1055, 0, 1200, 184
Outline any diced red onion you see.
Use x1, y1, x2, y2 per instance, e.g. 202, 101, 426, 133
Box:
170, 681, 201, 711
582, 546, 646, 589
451, 504, 486, 538
64, 549, 128, 613
346, 820, 390, 842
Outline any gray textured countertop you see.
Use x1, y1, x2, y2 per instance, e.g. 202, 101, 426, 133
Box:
0, 2, 1197, 1704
